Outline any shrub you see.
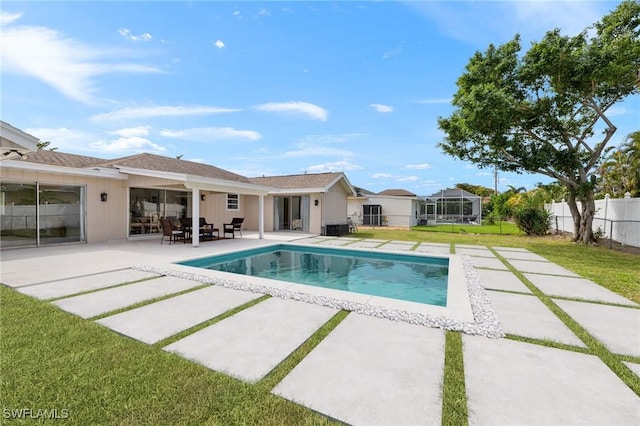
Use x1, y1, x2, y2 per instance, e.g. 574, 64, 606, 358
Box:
513, 206, 551, 235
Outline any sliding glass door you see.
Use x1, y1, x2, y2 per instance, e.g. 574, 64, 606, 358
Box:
0, 181, 86, 248
274, 196, 309, 231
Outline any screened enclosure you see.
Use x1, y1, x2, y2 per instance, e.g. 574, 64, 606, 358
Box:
422, 189, 482, 224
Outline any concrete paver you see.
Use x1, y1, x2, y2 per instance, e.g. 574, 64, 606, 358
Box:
554, 299, 640, 357
525, 273, 638, 305
349, 240, 386, 249
486, 290, 585, 346
496, 250, 548, 262
492, 246, 529, 252
96, 285, 262, 344
16, 269, 160, 300
468, 256, 508, 270
463, 335, 640, 425
506, 259, 579, 277
164, 298, 337, 383
455, 247, 496, 257
414, 243, 451, 255
273, 313, 446, 426
476, 269, 531, 293
377, 241, 416, 251
53, 276, 200, 318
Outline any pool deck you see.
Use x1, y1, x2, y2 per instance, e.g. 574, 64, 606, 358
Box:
2, 232, 639, 425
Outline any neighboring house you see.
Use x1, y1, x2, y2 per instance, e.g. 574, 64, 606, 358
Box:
0, 122, 358, 248
422, 188, 483, 224
249, 172, 357, 235
348, 187, 424, 228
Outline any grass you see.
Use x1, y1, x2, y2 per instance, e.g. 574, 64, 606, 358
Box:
441, 331, 468, 426
412, 222, 523, 235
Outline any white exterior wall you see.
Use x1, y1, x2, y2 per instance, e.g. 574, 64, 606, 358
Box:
321, 184, 349, 228
363, 195, 419, 228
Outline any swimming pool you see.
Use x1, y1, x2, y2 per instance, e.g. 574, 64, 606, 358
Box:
179, 244, 449, 306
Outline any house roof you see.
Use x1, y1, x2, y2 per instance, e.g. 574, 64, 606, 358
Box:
249, 172, 343, 190
377, 188, 417, 197
425, 188, 481, 199
353, 186, 376, 196
19, 150, 108, 168
99, 153, 251, 183
1, 120, 40, 160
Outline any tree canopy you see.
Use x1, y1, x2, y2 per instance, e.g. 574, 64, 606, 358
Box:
438, 0, 640, 243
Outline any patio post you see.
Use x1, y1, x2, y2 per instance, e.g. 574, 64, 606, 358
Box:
259, 194, 264, 239
191, 189, 200, 247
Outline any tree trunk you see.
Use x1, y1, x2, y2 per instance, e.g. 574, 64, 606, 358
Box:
579, 189, 596, 244
566, 192, 582, 242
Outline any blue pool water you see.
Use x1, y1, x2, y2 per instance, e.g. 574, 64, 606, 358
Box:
179, 244, 448, 306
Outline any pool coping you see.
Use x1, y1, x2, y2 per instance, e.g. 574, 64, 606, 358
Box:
134, 242, 504, 338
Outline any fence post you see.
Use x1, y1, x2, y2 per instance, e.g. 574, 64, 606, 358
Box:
609, 220, 614, 250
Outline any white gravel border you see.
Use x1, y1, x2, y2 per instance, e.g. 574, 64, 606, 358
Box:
133, 254, 504, 338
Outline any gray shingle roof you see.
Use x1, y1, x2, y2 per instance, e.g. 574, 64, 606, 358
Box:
20, 150, 108, 168
97, 153, 251, 183
248, 172, 343, 190
378, 188, 417, 197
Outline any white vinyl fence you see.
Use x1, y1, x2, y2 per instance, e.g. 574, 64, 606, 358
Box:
545, 194, 640, 248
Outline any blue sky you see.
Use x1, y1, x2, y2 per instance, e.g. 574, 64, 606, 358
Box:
1, 1, 637, 196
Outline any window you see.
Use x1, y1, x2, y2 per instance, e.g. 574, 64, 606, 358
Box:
226, 193, 239, 211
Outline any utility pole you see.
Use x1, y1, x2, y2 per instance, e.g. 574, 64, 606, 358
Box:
493, 168, 499, 195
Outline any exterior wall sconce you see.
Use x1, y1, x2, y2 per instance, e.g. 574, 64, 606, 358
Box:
201, 194, 206, 201
314, 199, 319, 206
100, 192, 108, 202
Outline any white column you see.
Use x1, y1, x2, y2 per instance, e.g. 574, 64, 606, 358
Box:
192, 189, 200, 247
259, 194, 264, 239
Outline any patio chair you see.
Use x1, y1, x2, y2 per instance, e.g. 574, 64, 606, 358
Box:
223, 217, 244, 238
160, 219, 186, 245
199, 217, 219, 240
348, 217, 358, 234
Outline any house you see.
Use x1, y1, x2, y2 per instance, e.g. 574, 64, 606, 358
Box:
249, 172, 356, 235
422, 188, 483, 224
348, 187, 424, 228
0, 121, 356, 248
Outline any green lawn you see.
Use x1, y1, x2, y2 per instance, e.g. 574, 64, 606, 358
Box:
2, 232, 638, 424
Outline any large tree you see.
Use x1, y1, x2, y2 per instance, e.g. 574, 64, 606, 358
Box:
438, 0, 640, 244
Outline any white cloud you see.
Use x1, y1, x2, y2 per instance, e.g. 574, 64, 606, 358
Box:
383, 47, 402, 59
372, 173, 393, 179
24, 127, 98, 152
415, 98, 452, 104
214, 39, 225, 49
371, 173, 420, 183
91, 105, 240, 121
91, 126, 164, 153
404, 163, 432, 170
370, 103, 394, 113
1, 16, 161, 104
255, 101, 328, 121
0, 11, 22, 25
606, 107, 627, 117
258, 8, 270, 17
160, 127, 261, 141
284, 146, 353, 158
306, 161, 363, 173
118, 28, 152, 42
112, 126, 151, 138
